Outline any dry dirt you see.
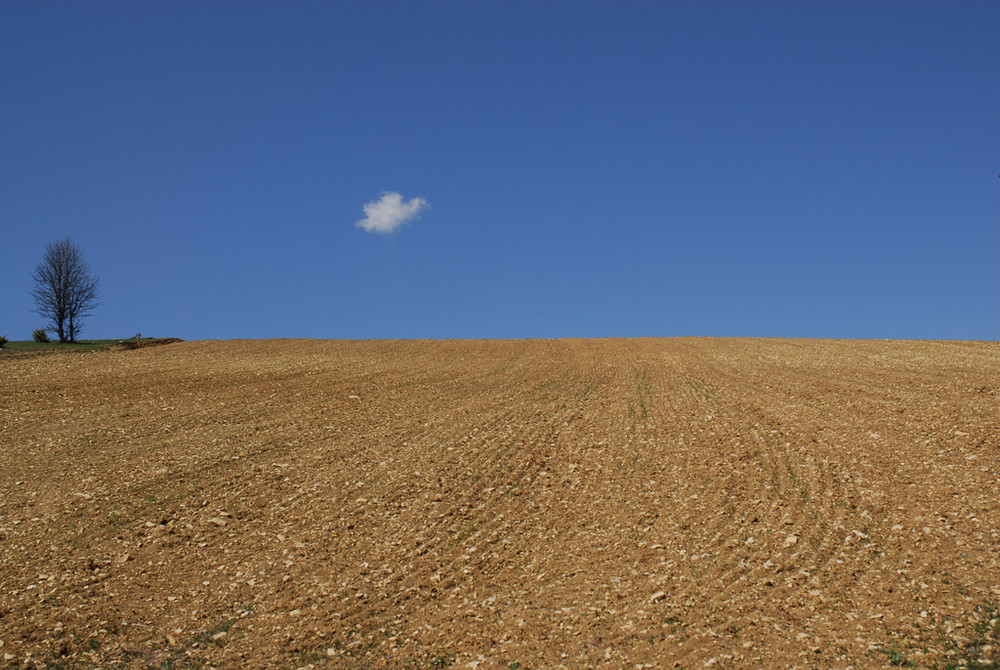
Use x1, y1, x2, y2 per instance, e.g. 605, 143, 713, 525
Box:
1, 338, 998, 669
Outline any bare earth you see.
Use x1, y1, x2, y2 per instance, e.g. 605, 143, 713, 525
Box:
1, 338, 998, 669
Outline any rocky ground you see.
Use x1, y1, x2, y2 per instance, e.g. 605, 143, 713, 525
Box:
1, 338, 998, 669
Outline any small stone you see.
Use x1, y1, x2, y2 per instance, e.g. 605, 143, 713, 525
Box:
210, 631, 226, 641
208, 517, 227, 527
327, 648, 338, 657
784, 534, 798, 546
289, 609, 302, 616
649, 590, 667, 603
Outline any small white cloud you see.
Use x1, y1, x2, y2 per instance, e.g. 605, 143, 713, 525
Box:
355, 191, 429, 234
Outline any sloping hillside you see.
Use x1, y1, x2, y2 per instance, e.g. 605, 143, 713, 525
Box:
1, 338, 998, 668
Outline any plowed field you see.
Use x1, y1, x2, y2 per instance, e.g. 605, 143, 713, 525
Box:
2, 339, 998, 669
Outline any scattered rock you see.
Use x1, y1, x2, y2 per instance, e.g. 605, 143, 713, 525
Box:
2, 338, 997, 668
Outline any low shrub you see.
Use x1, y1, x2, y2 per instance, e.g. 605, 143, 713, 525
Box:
0, 335, 7, 349
33, 328, 50, 343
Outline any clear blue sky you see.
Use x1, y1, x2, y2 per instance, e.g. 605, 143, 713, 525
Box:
3, 2, 998, 341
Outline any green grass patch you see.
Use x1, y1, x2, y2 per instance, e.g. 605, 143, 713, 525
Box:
583, 374, 604, 399
869, 646, 914, 667
937, 599, 1000, 670
686, 379, 714, 400
783, 455, 810, 504
637, 366, 650, 419
0, 337, 181, 356
153, 605, 255, 669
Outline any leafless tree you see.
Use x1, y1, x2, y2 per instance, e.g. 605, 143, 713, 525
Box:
31, 237, 100, 343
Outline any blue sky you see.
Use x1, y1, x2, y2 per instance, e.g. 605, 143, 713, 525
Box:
2, 1, 998, 341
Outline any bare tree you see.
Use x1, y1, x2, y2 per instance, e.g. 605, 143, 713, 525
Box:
31, 237, 100, 343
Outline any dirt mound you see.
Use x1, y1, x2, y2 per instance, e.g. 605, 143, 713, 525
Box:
1, 338, 998, 668
106, 337, 185, 351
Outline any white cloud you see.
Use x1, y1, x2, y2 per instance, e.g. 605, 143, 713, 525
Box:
355, 191, 429, 234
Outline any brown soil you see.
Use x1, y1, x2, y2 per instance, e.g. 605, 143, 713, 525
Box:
1, 338, 998, 669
